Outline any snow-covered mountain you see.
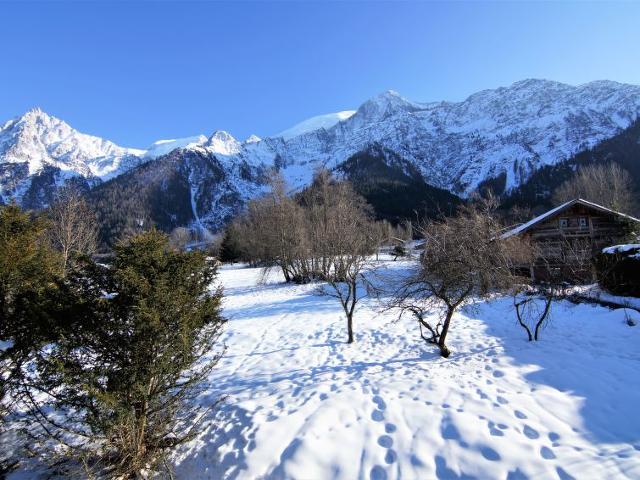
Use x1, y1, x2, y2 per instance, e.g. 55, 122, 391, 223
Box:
250, 80, 640, 195
3, 79, 640, 233
0, 108, 148, 206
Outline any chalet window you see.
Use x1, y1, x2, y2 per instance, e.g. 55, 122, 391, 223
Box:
579, 217, 588, 229
559, 218, 569, 228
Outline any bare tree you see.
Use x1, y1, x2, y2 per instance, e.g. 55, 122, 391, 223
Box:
47, 186, 98, 274
513, 285, 555, 341
553, 163, 637, 214
246, 174, 310, 281
512, 238, 591, 341
388, 201, 531, 357
234, 170, 381, 342
310, 175, 378, 343
169, 226, 192, 250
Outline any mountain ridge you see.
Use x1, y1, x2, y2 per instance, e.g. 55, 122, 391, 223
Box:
2, 78, 640, 236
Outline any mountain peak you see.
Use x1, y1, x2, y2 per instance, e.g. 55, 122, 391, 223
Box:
24, 106, 45, 116
354, 89, 420, 122
206, 130, 241, 155
17, 107, 60, 127
244, 134, 262, 144
209, 130, 236, 141
370, 89, 411, 105
509, 78, 564, 89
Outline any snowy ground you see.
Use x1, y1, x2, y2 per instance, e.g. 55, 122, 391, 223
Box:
168, 259, 640, 480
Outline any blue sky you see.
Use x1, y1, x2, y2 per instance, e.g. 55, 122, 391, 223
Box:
2, 1, 639, 147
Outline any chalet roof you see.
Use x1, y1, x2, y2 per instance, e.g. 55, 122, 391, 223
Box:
501, 198, 640, 239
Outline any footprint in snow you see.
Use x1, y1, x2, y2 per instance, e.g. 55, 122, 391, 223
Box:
441, 418, 461, 441
384, 449, 397, 465
476, 388, 489, 400
488, 421, 504, 437
371, 410, 385, 422
523, 425, 540, 439
506, 468, 529, 479
481, 446, 501, 461
370, 465, 387, 480
377, 435, 393, 448
540, 446, 556, 460
372, 395, 387, 411
556, 466, 577, 480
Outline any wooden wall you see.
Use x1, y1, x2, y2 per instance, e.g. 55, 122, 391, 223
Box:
522, 204, 633, 282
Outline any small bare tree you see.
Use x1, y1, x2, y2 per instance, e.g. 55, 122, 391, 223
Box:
553, 163, 637, 214
47, 186, 98, 274
513, 238, 590, 341
315, 181, 377, 343
513, 282, 556, 342
389, 201, 530, 357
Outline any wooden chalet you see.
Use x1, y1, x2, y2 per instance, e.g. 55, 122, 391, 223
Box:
501, 199, 640, 282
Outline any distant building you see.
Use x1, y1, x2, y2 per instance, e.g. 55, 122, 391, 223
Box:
501, 199, 639, 282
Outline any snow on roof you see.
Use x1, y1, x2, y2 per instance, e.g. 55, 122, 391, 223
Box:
602, 244, 640, 255
501, 198, 640, 239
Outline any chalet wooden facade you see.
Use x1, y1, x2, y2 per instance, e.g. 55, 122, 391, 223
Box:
501, 199, 639, 282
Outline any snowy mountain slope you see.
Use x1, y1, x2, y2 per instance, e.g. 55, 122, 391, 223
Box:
275, 110, 356, 140
89, 146, 269, 245
0, 108, 145, 205
144, 135, 208, 159
254, 80, 640, 195
168, 79, 640, 204
2, 79, 640, 228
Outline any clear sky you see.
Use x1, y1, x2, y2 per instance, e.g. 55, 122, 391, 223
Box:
2, 1, 639, 147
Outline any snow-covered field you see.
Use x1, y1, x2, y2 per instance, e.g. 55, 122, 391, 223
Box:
169, 259, 640, 480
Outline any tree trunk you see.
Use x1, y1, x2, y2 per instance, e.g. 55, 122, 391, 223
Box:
534, 296, 553, 341
437, 307, 455, 358
346, 278, 357, 344
515, 300, 534, 341
281, 265, 291, 283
